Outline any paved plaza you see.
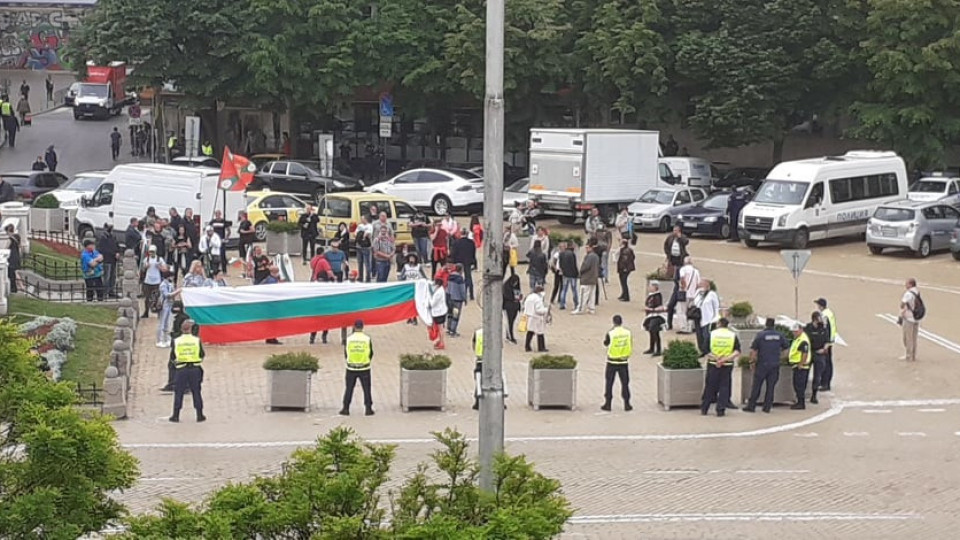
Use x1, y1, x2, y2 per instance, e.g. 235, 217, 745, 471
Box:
114, 231, 960, 538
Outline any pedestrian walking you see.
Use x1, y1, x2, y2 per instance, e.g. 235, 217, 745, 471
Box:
616, 239, 635, 301
19, 79, 29, 99
743, 318, 789, 413
549, 241, 564, 304
96, 223, 119, 297
595, 224, 612, 284
813, 298, 837, 390
642, 281, 666, 355
446, 264, 467, 336
156, 274, 180, 347
372, 225, 395, 282
701, 317, 740, 417
16, 96, 30, 125
502, 229, 519, 277
669, 256, 700, 331
899, 278, 924, 362
662, 225, 689, 277
428, 276, 449, 349
169, 319, 206, 423
45, 76, 53, 104
110, 127, 122, 160
140, 245, 167, 316
526, 239, 548, 291
503, 273, 522, 344
805, 312, 829, 404
788, 322, 812, 410
161, 301, 189, 391
573, 243, 599, 315
558, 242, 579, 309
472, 328, 484, 410
522, 284, 550, 352
298, 205, 319, 262
44, 145, 57, 172
31, 156, 46, 171
3, 224, 21, 293
601, 315, 633, 411
340, 320, 375, 416
693, 279, 720, 356
80, 239, 105, 301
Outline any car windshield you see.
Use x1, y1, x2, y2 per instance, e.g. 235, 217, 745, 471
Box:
754, 180, 808, 205
78, 84, 108, 98
873, 207, 915, 222
701, 194, 729, 210
910, 181, 947, 193
2, 175, 28, 186
61, 175, 103, 192
636, 190, 674, 204
506, 179, 529, 193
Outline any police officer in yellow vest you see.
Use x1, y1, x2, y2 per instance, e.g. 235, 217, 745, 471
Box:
0, 95, 11, 117
701, 317, 740, 417
340, 319, 374, 416
201, 140, 214, 156
788, 322, 812, 410
1, 94, 18, 149
169, 319, 206, 423
814, 298, 836, 392
472, 328, 484, 410
602, 315, 633, 411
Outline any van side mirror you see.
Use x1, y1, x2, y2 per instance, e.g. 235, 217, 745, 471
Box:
80, 196, 89, 208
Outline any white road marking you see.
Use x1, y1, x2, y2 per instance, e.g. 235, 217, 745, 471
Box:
863, 409, 892, 414
843, 432, 870, 437
918, 408, 945, 413
568, 512, 920, 524
876, 313, 960, 355
642, 470, 697, 475
897, 432, 927, 437
794, 432, 819, 438
735, 469, 810, 474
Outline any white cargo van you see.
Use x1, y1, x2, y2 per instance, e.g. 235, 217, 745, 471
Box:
739, 151, 908, 249
658, 156, 719, 190
75, 164, 245, 241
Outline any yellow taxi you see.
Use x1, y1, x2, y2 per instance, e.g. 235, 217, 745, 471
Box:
317, 192, 416, 245
246, 190, 309, 240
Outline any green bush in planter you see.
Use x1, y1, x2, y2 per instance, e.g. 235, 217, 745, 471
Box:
661, 340, 701, 370
737, 355, 753, 368
729, 301, 753, 319
263, 352, 320, 372
774, 324, 795, 344
399, 353, 452, 370
645, 267, 671, 280
266, 220, 300, 234
33, 193, 60, 209
530, 354, 577, 370
566, 234, 584, 247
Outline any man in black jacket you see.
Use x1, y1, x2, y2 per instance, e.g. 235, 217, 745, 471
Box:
298, 205, 320, 263
558, 243, 579, 310
805, 311, 829, 405
124, 217, 142, 260
662, 225, 689, 276
450, 228, 477, 300
97, 223, 121, 297
0, 176, 15, 203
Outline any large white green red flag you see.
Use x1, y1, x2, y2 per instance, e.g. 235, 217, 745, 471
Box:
218, 146, 257, 191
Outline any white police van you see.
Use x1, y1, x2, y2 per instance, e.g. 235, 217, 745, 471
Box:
739, 151, 908, 249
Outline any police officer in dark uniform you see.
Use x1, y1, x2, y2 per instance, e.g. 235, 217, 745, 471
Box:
169, 319, 206, 423
743, 318, 789, 413
805, 312, 829, 405
726, 188, 750, 242
701, 317, 740, 417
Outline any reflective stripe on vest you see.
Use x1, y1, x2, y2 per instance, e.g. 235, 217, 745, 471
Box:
174, 334, 202, 366
822, 308, 837, 342
474, 329, 483, 358
789, 332, 811, 367
709, 327, 737, 361
606, 326, 632, 362
201, 144, 213, 156
345, 332, 372, 370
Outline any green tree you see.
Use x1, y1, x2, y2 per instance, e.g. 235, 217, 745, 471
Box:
0, 322, 139, 538
852, 0, 960, 169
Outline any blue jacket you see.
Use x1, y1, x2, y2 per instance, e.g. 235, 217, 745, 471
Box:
447, 273, 467, 302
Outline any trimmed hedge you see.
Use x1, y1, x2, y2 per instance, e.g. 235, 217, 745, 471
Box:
530, 354, 577, 370
661, 340, 701, 370
400, 353, 452, 370
263, 352, 320, 372
266, 220, 300, 234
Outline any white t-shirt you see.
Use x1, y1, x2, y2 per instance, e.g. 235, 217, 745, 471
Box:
679, 264, 700, 298
698, 290, 720, 325
670, 239, 681, 257
901, 288, 919, 323
429, 284, 448, 317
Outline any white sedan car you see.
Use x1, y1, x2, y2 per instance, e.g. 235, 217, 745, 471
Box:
907, 176, 960, 207
366, 168, 483, 215
628, 187, 707, 232
48, 170, 109, 209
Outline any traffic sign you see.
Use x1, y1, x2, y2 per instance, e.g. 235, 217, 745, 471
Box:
128, 104, 141, 119
780, 249, 811, 280
379, 94, 394, 117
379, 118, 392, 138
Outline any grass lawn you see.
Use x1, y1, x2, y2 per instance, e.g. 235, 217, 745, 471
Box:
8, 297, 116, 387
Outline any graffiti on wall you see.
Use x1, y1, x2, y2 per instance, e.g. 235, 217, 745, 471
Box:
0, 9, 85, 70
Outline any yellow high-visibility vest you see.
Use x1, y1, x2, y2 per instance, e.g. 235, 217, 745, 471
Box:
345, 331, 372, 371
709, 327, 737, 362
167, 136, 177, 149
201, 144, 213, 156
474, 329, 483, 358
174, 334, 202, 366
0, 101, 11, 116
606, 326, 632, 363
789, 332, 811, 368
822, 308, 837, 343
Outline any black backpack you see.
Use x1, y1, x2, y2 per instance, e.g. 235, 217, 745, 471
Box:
912, 292, 926, 321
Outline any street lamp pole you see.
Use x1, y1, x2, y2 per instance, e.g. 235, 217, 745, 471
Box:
479, 0, 506, 492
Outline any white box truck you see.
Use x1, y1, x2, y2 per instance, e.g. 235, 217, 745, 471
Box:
527, 128, 675, 224
75, 164, 245, 241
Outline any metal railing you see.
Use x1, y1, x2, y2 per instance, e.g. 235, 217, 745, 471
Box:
30, 230, 84, 250
22, 252, 83, 280
76, 382, 104, 410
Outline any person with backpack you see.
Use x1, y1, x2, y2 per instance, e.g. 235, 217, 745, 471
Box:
899, 278, 924, 362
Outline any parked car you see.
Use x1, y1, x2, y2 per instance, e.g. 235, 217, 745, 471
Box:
1, 171, 68, 203
676, 190, 753, 239
951, 222, 960, 261
171, 156, 221, 169
467, 163, 527, 187
245, 190, 309, 241
250, 153, 287, 169
866, 200, 960, 257
907, 175, 960, 207
502, 177, 530, 216
365, 168, 484, 215
628, 187, 707, 232
255, 160, 363, 199
317, 191, 418, 245
47, 170, 109, 209
64, 82, 80, 107
714, 167, 769, 191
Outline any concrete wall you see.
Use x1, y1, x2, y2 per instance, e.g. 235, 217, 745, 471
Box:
0, 5, 89, 71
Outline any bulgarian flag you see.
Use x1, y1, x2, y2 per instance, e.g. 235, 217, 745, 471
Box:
181, 281, 432, 344
218, 146, 257, 191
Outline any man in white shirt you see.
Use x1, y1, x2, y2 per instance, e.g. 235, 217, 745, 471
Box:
198, 226, 222, 275
899, 278, 922, 362
695, 279, 720, 356
671, 256, 700, 331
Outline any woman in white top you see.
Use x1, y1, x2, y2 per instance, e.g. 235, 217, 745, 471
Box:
428, 277, 449, 350
502, 229, 519, 277
675, 256, 700, 332
522, 284, 550, 352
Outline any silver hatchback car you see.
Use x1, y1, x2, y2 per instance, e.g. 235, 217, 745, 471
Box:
866, 200, 960, 257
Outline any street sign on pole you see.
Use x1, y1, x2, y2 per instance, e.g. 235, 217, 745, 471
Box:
379, 94, 394, 118
379, 117, 392, 138
317, 133, 334, 177
185, 115, 201, 158
780, 249, 811, 319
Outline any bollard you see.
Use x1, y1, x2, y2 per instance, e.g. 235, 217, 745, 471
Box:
111, 339, 131, 377
121, 269, 139, 301
102, 365, 127, 419
118, 296, 138, 327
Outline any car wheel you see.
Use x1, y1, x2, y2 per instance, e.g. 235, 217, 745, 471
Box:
254, 221, 267, 241
917, 237, 931, 258
792, 227, 809, 249
432, 195, 452, 216
744, 239, 759, 248
868, 245, 884, 255
719, 223, 731, 239
658, 216, 671, 232
558, 216, 577, 225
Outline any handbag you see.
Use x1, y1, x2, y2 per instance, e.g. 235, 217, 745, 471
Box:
509, 247, 519, 267
518, 314, 529, 333
676, 290, 687, 302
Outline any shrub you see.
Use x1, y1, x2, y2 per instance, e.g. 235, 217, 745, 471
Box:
263, 352, 319, 372
530, 354, 577, 369
547, 231, 566, 248
566, 233, 584, 247
729, 301, 753, 319
399, 353, 452, 370
266, 220, 299, 234
661, 340, 701, 369
737, 355, 753, 368
46, 318, 77, 351
33, 193, 60, 209
775, 324, 795, 344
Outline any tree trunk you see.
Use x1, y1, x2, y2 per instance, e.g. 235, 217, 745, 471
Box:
772, 132, 785, 164
285, 98, 296, 158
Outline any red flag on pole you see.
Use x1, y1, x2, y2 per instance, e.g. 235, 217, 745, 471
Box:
218, 146, 257, 191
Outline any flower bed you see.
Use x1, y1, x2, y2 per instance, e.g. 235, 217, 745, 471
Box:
18, 316, 78, 381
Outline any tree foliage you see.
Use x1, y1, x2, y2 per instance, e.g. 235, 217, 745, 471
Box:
0, 321, 139, 538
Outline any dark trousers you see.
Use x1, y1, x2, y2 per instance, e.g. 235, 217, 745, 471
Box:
102, 262, 117, 296
550, 270, 562, 303
647, 329, 661, 354
447, 300, 463, 334
302, 236, 316, 259
811, 353, 826, 397
821, 347, 834, 389
239, 240, 252, 261
504, 304, 519, 341
142, 282, 158, 316
525, 332, 546, 352
84, 276, 104, 301
464, 267, 474, 300
701, 364, 732, 414
172, 366, 204, 417
8, 265, 17, 293
603, 362, 631, 405
6, 126, 16, 148
111, 143, 119, 160
666, 287, 679, 328
748, 362, 780, 411
696, 322, 712, 356
342, 369, 373, 410
415, 237, 430, 265
618, 271, 631, 301
219, 244, 228, 273
793, 368, 810, 406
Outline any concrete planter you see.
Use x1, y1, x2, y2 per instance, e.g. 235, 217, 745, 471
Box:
400, 368, 448, 411
266, 231, 301, 256
267, 369, 313, 411
739, 364, 812, 404
528, 365, 577, 410
732, 326, 762, 349
657, 363, 706, 410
